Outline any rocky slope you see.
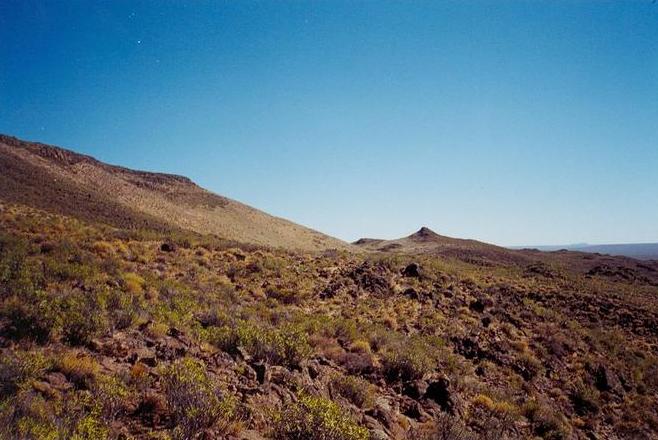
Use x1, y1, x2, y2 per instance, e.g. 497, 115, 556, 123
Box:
0, 203, 657, 439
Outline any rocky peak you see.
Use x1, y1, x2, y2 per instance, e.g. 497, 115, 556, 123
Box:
409, 226, 440, 240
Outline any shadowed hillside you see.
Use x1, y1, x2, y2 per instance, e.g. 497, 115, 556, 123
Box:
0, 135, 350, 252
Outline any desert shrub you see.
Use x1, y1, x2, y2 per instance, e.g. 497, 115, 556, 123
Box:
161, 357, 237, 440
0, 388, 110, 440
522, 399, 569, 439
341, 351, 376, 375
0, 234, 41, 299
99, 254, 121, 276
55, 352, 100, 389
614, 394, 658, 437
209, 321, 312, 368
153, 285, 198, 328
634, 355, 658, 393
145, 321, 169, 339
0, 390, 62, 440
469, 394, 519, 440
348, 339, 372, 354
246, 260, 264, 274
0, 350, 50, 398
91, 240, 114, 256
0, 295, 54, 343
70, 413, 110, 440
419, 412, 475, 440
366, 324, 397, 352
265, 287, 303, 305
128, 361, 154, 394
272, 394, 369, 440
205, 325, 240, 353
42, 253, 97, 283
215, 282, 239, 303
261, 254, 287, 271
570, 380, 599, 415
121, 272, 145, 294
514, 351, 543, 380
330, 318, 359, 343
266, 324, 313, 367
382, 336, 437, 381
106, 289, 138, 330
331, 375, 376, 408
197, 307, 232, 328
94, 374, 130, 419
59, 291, 109, 346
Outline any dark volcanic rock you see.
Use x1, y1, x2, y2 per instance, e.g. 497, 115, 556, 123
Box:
403, 288, 419, 300
425, 377, 454, 414
592, 364, 622, 395
160, 242, 177, 252
348, 262, 392, 295
251, 362, 268, 385
469, 297, 493, 313
402, 380, 428, 400
402, 263, 421, 278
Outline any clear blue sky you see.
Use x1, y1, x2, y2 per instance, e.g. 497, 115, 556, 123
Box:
1, 1, 657, 246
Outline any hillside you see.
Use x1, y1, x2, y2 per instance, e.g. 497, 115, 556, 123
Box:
0, 134, 350, 252
355, 227, 658, 287
354, 227, 534, 266
513, 243, 658, 261
0, 203, 657, 440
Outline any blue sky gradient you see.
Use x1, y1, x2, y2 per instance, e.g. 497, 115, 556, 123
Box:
1, 1, 657, 245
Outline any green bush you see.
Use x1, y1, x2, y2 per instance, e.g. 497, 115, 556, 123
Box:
161, 358, 236, 440
522, 400, 569, 440
0, 295, 55, 343
515, 351, 543, 380
0, 234, 40, 299
272, 394, 369, 440
418, 412, 475, 440
382, 336, 436, 381
331, 375, 376, 409
106, 289, 139, 330
59, 291, 109, 346
94, 374, 130, 419
265, 287, 302, 305
570, 380, 599, 416
0, 388, 110, 440
208, 321, 312, 368
0, 351, 50, 398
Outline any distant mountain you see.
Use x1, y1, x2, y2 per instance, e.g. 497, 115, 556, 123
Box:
511, 243, 658, 260
354, 227, 532, 265
0, 134, 350, 251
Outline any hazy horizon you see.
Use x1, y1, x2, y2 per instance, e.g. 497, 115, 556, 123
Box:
2, 1, 657, 246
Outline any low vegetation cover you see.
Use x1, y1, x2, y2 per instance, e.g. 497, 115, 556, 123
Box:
0, 202, 657, 439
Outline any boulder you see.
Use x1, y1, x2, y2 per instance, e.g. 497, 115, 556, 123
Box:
160, 242, 177, 252
593, 364, 622, 395
251, 362, 268, 385
425, 377, 454, 414
469, 297, 493, 313
402, 263, 421, 278
402, 380, 428, 400
403, 288, 419, 300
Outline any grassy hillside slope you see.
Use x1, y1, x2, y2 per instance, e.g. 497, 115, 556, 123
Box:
0, 135, 350, 252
